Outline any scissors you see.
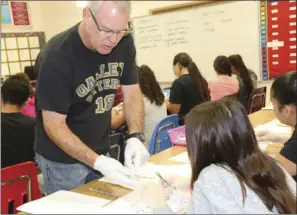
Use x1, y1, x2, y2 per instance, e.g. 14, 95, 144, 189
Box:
155, 172, 176, 189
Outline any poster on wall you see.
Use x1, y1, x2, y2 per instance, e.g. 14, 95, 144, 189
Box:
1, 1, 12, 24
10, 1, 30, 26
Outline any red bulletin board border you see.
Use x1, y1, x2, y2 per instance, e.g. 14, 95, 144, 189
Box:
261, 0, 297, 80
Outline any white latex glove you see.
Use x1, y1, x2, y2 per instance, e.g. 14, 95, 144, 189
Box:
94, 155, 136, 188
125, 137, 150, 173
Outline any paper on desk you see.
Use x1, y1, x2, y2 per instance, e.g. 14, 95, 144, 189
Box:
97, 194, 154, 214
99, 162, 192, 190
169, 152, 190, 164
261, 105, 273, 110
17, 190, 110, 214
259, 143, 268, 152
254, 119, 293, 144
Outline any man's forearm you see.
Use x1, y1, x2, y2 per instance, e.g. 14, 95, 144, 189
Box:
124, 86, 144, 134
44, 122, 98, 167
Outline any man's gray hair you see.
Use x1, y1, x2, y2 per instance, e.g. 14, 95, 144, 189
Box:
86, 1, 131, 15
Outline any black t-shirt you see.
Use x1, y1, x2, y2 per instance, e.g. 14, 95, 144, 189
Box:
34, 23, 138, 164
280, 129, 297, 181
1, 113, 35, 168
169, 74, 202, 117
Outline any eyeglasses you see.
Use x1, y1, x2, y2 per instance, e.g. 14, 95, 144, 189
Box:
88, 8, 130, 38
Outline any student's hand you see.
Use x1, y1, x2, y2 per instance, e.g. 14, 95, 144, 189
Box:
165, 99, 170, 107
94, 155, 136, 188
125, 138, 150, 173
115, 102, 124, 112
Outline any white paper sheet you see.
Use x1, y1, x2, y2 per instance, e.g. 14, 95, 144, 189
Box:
254, 119, 293, 144
259, 143, 268, 152
261, 105, 273, 110
169, 152, 190, 164
99, 162, 191, 190
17, 190, 111, 214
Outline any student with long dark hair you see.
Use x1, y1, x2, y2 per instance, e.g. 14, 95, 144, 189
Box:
139, 65, 167, 149
208, 56, 239, 101
270, 71, 297, 181
229, 54, 255, 108
166, 53, 210, 118
186, 99, 296, 214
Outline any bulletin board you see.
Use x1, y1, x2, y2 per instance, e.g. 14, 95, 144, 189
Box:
260, 0, 297, 80
1, 32, 46, 78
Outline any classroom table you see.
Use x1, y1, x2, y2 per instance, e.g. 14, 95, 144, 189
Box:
71, 109, 278, 199
20, 109, 280, 213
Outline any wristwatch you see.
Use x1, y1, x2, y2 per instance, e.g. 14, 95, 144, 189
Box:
126, 132, 146, 143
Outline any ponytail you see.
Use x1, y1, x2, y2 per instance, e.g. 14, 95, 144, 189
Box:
188, 61, 210, 102
229, 55, 254, 98
173, 53, 210, 103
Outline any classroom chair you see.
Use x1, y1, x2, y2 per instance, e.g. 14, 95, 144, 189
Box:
224, 92, 239, 101
247, 86, 267, 114
1, 161, 41, 214
108, 132, 123, 164
148, 114, 179, 155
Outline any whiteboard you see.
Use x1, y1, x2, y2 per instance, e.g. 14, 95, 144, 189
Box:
132, 1, 261, 82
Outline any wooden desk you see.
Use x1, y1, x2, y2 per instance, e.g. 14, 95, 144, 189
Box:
248, 109, 275, 128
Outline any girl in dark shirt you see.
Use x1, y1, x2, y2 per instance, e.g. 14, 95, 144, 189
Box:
166, 53, 210, 119
270, 71, 297, 181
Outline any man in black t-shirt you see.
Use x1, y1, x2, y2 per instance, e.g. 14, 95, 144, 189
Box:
34, 1, 149, 195
1, 76, 35, 168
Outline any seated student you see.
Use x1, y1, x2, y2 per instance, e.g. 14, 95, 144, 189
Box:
166, 53, 210, 119
138, 65, 167, 149
14, 72, 36, 118
1, 75, 36, 168
185, 99, 296, 214
229, 54, 255, 108
270, 71, 297, 181
208, 56, 239, 101
24, 66, 36, 81
229, 54, 258, 88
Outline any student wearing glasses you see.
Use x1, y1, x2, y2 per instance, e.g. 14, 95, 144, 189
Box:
34, 1, 149, 195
